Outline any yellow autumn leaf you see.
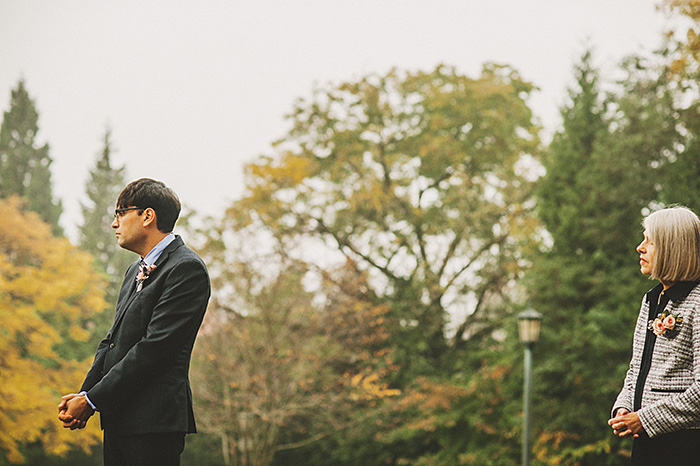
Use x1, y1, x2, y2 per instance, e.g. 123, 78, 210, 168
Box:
0, 197, 105, 463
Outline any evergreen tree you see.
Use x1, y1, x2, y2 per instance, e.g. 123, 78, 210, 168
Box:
662, 106, 700, 211
538, 50, 608, 258
0, 80, 63, 235
79, 129, 134, 315
528, 51, 675, 465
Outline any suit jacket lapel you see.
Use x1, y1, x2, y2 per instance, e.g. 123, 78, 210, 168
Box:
108, 237, 184, 337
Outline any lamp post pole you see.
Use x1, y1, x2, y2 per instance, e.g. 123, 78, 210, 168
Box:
517, 310, 542, 466
522, 341, 534, 466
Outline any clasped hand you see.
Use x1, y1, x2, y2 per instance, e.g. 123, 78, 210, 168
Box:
608, 408, 643, 438
57, 393, 94, 430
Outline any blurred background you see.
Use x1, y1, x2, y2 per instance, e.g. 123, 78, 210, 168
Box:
1, 1, 698, 464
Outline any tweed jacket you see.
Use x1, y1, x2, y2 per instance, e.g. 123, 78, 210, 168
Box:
613, 282, 700, 438
80, 236, 210, 435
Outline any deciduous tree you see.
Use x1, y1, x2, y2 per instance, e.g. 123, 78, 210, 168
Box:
234, 65, 542, 382
0, 197, 105, 463
191, 225, 395, 466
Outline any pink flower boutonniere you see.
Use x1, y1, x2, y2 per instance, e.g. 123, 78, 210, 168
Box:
648, 310, 683, 336
136, 263, 156, 292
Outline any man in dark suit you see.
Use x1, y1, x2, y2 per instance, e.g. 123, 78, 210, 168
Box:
58, 178, 210, 466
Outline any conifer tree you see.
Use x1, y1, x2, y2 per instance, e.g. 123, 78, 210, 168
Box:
528, 51, 674, 464
537, 51, 610, 257
79, 129, 134, 313
662, 113, 700, 211
0, 80, 63, 235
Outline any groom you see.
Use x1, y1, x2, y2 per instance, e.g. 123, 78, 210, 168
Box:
58, 178, 210, 466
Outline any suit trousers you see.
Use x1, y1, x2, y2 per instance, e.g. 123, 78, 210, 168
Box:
103, 431, 186, 466
632, 429, 700, 466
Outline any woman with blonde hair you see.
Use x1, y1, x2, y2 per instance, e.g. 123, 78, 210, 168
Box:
609, 206, 700, 465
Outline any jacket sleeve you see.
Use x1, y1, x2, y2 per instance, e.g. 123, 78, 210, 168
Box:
85, 258, 210, 412
79, 338, 110, 393
612, 298, 647, 417
638, 300, 700, 437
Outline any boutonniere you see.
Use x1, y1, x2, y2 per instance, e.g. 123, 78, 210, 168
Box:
136, 263, 156, 292
648, 310, 683, 336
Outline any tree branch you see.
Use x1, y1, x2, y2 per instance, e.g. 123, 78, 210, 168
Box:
430, 233, 508, 310
314, 217, 405, 284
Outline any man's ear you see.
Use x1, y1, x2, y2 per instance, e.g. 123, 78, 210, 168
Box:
142, 208, 157, 228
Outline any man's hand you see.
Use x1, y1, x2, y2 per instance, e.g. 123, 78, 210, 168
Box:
58, 393, 94, 430
608, 408, 644, 438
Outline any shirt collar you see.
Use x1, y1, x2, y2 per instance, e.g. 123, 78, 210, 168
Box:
141, 233, 176, 267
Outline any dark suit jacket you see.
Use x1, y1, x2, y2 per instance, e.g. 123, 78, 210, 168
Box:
80, 236, 210, 435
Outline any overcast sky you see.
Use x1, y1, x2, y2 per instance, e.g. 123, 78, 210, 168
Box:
1, 1, 677, 241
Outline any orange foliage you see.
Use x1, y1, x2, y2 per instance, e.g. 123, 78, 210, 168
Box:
664, 0, 700, 73
0, 197, 104, 462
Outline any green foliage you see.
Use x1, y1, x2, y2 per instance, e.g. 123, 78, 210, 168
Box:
238, 64, 542, 385
191, 219, 397, 466
656, 42, 700, 213
0, 80, 63, 236
275, 322, 527, 466
213, 63, 547, 466
538, 50, 608, 258
15, 443, 101, 466
280, 46, 700, 466
180, 435, 227, 466
78, 129, 134, 336
526, 50, 680, 465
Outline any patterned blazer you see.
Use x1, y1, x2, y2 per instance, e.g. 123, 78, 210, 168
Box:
613, 282, 700, 437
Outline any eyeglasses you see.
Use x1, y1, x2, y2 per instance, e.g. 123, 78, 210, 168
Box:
113, 207, 143, 220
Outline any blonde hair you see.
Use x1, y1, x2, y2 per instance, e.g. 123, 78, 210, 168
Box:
643, 206, 700, 282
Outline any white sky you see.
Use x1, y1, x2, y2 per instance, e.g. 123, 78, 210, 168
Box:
0, 0, 677, 241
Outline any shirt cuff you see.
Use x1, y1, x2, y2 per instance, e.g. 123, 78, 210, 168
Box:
79, 391, 98, 411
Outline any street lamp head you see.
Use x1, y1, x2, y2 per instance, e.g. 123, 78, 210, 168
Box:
518, 309, 543, 345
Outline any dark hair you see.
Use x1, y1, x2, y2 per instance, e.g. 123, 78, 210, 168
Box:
117, 178, 181, 232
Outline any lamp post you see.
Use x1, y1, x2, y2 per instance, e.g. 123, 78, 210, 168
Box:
517, 309, 542, 466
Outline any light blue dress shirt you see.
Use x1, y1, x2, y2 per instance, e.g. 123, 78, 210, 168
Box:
141, 233, 176, 266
